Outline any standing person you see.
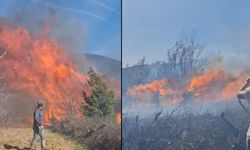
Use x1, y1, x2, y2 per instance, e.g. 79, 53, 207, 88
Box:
29, 100, 45, 150
237, 79, 250, 150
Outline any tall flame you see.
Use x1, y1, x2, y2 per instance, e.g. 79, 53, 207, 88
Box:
0, 20, 90, 123
127, 68, 249, 105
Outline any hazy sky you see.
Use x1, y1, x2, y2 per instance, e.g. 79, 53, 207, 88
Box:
0, 0, 121, 60
123, 0, 250, 67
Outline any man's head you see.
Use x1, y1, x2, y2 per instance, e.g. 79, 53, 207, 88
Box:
38, 100, 45, 108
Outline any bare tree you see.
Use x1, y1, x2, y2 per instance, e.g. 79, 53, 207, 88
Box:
167, 31, 205, 79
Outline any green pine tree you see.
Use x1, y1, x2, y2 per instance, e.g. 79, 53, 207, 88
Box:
80, 67, 115, 117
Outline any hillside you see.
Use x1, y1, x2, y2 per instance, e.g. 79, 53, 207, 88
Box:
73, 53, 121, 83
73, 53, 121, 100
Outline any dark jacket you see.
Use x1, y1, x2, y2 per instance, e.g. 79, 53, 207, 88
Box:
33, 107, 43, 126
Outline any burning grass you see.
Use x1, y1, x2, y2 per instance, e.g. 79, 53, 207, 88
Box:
127, 68, 250, 105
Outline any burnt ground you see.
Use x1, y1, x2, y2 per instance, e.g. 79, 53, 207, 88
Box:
123, 107, 250, 150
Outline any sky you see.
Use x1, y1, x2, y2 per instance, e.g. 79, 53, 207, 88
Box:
0, 0, 121, 60
123, 0, 250, 67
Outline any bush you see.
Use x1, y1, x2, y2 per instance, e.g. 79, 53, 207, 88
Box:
80, 67, 115, 117
50, 67, 120, 149
50, 115, 121, 150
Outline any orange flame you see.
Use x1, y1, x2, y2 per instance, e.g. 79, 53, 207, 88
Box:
127, 78, 175, 96
127, 69, 249, 105
188, 70, 224, 91
187, 70, 225, 97
0, 21, 91, 123
116, 112, 121, 125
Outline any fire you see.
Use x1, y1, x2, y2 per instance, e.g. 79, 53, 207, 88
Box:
116, 112, 121, 125
127, 78, 175, 96
219, 74, 250, 100
188, 70, 224, 92
187, 70, 225, 97
0, 20, 91, 123
127, 68, 249, 105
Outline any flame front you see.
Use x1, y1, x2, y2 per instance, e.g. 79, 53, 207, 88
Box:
127, 68, 249, 105
116, 112, 121, 124
127, 78, 175, 96
187, 70, 224, 94
0, 20, 90, 123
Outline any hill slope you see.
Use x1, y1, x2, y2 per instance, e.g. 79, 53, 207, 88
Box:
73, 53, 121, 100
73, 53, 121, 82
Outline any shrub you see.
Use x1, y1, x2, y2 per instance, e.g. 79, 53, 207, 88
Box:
50, 115, 121, 150
80, 67, 115, 117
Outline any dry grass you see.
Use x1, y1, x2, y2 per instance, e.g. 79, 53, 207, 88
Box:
123, 108, 249, 150
50, 115, 121, 150
0, 127, 86, 150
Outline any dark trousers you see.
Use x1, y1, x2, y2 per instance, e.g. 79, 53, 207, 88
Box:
29, 125, 45, 150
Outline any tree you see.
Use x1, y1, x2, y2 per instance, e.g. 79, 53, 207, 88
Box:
80, 67, 115, 117
167, 31, 204, 79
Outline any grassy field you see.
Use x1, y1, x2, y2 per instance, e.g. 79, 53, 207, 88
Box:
0, 127, 86, 150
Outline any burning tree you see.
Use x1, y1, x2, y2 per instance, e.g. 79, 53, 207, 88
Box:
80, 67, 115, 117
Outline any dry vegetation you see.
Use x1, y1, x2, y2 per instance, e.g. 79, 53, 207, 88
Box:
0, 104, 7, 126
50, 115, 121, 150
0, 127, 85, 150
123, 106, 249, 150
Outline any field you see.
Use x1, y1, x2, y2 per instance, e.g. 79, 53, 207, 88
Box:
0, 128, 86, 150
123, 103, 250, 150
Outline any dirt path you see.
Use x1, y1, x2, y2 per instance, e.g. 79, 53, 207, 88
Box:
0, 128, 86, 150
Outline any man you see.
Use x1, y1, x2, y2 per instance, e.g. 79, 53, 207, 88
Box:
237, 79, 250, 150
29, 100, 45, 150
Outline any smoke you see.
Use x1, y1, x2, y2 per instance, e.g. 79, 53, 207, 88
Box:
3, 0, 86, 57
126, 52, 250, 109
0, 1, 121, 126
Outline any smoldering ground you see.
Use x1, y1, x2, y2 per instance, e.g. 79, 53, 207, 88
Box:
123, 97, 250, 150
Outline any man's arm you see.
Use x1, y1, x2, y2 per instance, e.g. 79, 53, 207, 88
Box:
238, 79, 250, 99
240, 82, 249, 91
240, 79, 250, 91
